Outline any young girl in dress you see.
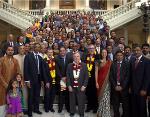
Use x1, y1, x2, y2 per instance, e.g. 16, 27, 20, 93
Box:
15, 73, 27, 114
6, 79, 23, 117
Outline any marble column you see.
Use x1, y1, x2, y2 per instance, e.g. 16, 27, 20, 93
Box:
123, 0, 127, 5
124, 27, 128, 45
45, 0, 50, 8
85, 0, 90, 9
8, 0, 13, 5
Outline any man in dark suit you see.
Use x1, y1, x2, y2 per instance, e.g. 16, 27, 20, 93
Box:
74, 31, 82, 44
24, 43, 48, 117
84, 44, 99, 113
95, 38, 101, 56
109, 50, 130, 117
67, 52, 89, 117
1, 34, 18, 55
55, 46, 70, 113
124, 46, 135, 62
67, 42, 83, 63
130, 45, 150, 117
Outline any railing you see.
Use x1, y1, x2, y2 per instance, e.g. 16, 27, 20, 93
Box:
26, 9, 44, 16
102, 0, 140, 21
25, 9, 109, 17
0, 0, 37, 23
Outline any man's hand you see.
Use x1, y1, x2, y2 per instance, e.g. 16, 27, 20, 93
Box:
140, 90, 147, 96
96, 83, 99, 89
147, 96, 150, 100
115, 86, 122, 91
41, 81, 44, 88
62, 77, 67, 82
45, 83, 50, 88
68, 86, 73, 92
26, 82, 31, 88
81, 86, 86, 92
9, 104, 12, 108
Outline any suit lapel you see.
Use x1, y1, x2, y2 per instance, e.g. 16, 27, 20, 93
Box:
31, 53, 38, 67
79, 63, 83, 79
133, 56, 144, 69
136, 56, 144, 68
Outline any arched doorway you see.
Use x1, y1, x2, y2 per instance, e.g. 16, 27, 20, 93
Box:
59, 0, 75, 9
29, 0, 46, 9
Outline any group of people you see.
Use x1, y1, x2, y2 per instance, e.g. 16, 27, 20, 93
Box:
0, 11, 150, 117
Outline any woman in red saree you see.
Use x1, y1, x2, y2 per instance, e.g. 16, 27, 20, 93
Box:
95, 49, 112, 117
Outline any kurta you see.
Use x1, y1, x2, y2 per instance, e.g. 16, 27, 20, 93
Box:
0, 56, 20, 105
14, 54, 25, 75
13, 54, 28, 110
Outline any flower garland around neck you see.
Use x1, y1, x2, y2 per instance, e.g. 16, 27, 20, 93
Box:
46, 56, 56, 85
72, 61, 81, 88
86, 53, 95, 77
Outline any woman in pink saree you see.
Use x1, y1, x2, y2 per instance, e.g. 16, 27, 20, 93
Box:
95, 49, 112, 117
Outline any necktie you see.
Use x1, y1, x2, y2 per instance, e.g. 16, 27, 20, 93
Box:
117, 63, 121, 85
108, 54, 111, 60
135, 58, 139, 68
35, 55, 39, 74
125, 57, 129, 62
61, 57, 65, 66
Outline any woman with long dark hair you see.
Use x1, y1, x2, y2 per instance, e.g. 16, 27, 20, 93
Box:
95, 49, 112, 117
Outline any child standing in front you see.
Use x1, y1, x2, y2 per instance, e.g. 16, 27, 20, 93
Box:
15, 73, 27, 114
6, 79, 23, 117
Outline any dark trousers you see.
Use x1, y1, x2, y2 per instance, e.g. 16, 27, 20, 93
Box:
69, 88, 86, 115
58, 90, 69, 111
86, 83, 98, 110
131, 94, 147, 117
112, 90, 130, 117
27, 77, 41, 115
148, 100, 150, 117
44, 85, 57, 111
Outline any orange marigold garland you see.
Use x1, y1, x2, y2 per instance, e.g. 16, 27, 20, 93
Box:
86, 54, 95, 77
47, 57, 56, 85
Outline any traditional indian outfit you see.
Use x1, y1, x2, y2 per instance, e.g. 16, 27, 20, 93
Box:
7, 89, 22, 114
0, 56, 20, 117
97, 60, 112, 117
14, 54, 27, 112
0, 56, 20, 105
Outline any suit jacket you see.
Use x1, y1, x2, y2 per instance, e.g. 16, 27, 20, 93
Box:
109, 60, 130, 94
66, 62, 89, 89
55, 54, 70, 79
130, 56, 150, 94
74, 37, 82, 44
24, 52, 44, 83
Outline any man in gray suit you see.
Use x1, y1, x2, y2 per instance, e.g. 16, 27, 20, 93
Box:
67, 52, 89, 117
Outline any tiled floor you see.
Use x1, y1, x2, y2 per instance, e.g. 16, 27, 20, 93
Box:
24, 111, 96, 117
23, 105, 97, 117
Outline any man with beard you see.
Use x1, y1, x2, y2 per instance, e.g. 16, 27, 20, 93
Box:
0, 46, 20, 117
130, 45, 150, 117
142, 43, 150, 59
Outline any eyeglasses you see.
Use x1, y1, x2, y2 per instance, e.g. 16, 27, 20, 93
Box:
89, 48, 95, 49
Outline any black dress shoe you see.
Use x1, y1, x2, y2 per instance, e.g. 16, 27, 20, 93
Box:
45, 110, 49, 113
50, 108, 55, 112
33, 111, 42, 114
80, 114, 84, 117
70, 113, 75, 117
58, 110, 62, 113
93, 109, 97, 113
28, 114, 32, 117
85, 108, 91, 112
